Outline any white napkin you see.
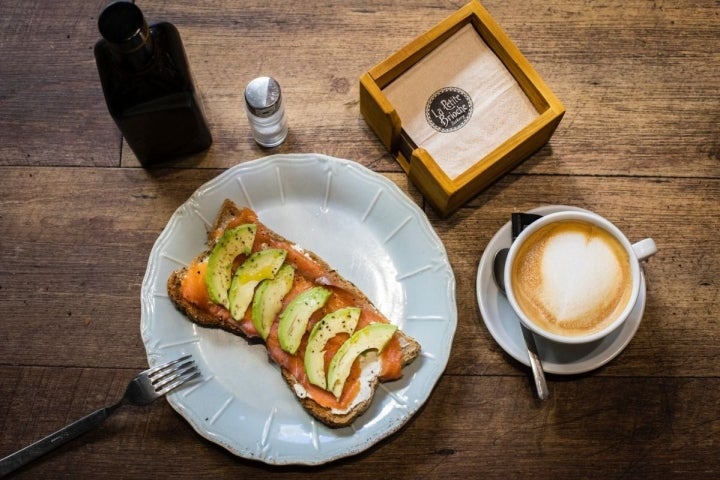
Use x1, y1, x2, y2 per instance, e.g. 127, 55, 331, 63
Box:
382, 24, 540, 180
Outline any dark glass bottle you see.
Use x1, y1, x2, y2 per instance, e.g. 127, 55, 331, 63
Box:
94, 2, 212, 165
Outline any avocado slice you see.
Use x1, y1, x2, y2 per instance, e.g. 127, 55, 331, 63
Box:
205, 224, 256, 308
278, 286, 331, 355
326, 323, 397, 399
251, 264, 295, 339
228, 248, 287, 321
304, 307, 361, 389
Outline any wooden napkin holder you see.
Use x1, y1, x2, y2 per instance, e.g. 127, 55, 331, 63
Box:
360, 0, 565, 216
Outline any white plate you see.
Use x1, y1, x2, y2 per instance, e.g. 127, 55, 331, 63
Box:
140, 153, 457, 465
476, 205, 646, 375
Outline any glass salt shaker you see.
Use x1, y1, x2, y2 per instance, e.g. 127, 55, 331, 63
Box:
244, 76, 288, 147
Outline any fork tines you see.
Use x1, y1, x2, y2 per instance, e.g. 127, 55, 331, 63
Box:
148, 355, 200, 395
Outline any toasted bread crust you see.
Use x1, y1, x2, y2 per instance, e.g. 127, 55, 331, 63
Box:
166, 199, 420, 428
167, 266, 247, 337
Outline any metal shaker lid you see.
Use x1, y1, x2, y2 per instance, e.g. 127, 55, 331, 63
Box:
244, 76, 282, 117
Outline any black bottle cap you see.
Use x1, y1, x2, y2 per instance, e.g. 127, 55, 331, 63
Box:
98, 1, 149, 53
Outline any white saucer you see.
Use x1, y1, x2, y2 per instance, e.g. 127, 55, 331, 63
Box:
476, 205, 646, 375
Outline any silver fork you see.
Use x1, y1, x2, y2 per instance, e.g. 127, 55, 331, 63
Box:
0, 355, 200, 477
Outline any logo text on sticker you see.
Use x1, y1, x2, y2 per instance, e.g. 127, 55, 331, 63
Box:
425, 87, 473, 133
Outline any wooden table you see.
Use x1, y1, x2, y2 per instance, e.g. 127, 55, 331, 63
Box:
1, 0, 718, 478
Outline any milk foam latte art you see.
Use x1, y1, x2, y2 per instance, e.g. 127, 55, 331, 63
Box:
504, 210, 656, 345
510, 220, 632, 337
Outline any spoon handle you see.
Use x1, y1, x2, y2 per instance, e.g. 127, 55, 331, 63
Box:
511, 213, 549, 400
522, 325, 550, 400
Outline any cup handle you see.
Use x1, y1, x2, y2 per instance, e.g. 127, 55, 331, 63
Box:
632, 238, 657, 261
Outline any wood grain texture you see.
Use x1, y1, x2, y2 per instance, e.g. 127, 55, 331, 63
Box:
0, 0, 121, 167
2, 368, 718, 479
1, 0, 718, 478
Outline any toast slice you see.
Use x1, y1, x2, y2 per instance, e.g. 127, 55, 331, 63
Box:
167, 199, 421, 427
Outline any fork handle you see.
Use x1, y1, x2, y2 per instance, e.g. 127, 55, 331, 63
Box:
0, 404, 120, 476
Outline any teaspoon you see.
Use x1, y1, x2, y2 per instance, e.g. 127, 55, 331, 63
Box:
492, 247, 550, 401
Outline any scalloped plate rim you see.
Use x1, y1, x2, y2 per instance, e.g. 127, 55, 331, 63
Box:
140, 153, 457, 465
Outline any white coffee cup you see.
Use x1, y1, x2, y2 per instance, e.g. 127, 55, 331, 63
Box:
504, 210, 657, 344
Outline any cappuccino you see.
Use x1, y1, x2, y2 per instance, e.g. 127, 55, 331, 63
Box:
510, 220, 632, 338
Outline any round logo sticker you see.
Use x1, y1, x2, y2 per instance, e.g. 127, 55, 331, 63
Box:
425, 87, 474, 133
